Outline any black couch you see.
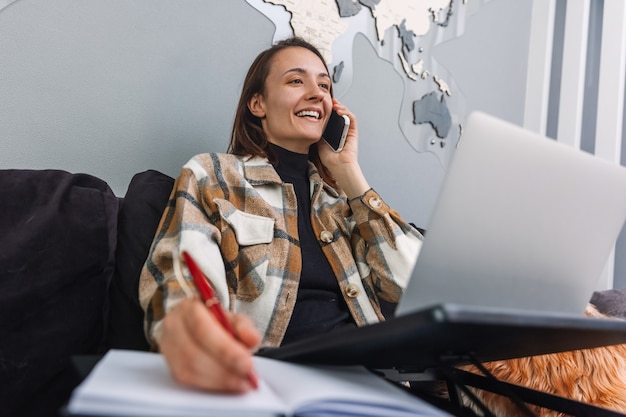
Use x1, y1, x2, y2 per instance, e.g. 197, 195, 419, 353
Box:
0, 169, 174, 417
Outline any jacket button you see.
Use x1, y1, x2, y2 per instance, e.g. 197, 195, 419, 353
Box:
345, 283, 360, 298
320, 230, 333, 243
368, 197, 382, 209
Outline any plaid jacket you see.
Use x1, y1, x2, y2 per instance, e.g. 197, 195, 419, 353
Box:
139, 153, 423, 348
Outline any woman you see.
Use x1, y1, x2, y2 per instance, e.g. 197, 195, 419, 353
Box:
139, 37, 423, 393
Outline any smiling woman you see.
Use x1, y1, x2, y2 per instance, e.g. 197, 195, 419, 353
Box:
138, 36, 424, 393
247, 47, 332, 153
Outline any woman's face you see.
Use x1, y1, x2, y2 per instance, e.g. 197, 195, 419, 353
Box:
248, 46, 332, 154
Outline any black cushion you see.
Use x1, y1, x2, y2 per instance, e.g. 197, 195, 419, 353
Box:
0, 169, 118, 417
591, 288, 626, 318
106, 169, 174, 351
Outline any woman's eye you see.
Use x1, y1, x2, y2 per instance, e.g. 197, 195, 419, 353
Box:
319, 83, 330, 90
289, 79, 303, 84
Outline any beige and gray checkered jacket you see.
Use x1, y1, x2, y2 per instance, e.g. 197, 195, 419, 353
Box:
139, 153, 423, 348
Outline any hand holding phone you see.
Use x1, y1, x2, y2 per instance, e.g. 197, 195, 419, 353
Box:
322, 110, 350, 152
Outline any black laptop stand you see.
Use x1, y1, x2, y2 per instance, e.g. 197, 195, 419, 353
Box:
258, 303, 626, 417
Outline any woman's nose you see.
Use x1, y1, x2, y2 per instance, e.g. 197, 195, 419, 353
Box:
307, 86, 325, 101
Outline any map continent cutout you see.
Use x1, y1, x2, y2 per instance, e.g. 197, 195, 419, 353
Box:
246, 0, 492, 166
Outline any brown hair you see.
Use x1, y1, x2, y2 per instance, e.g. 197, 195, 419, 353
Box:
227, 37, 333, 180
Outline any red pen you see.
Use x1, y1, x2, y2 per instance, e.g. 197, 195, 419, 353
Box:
182, 250, 259, 390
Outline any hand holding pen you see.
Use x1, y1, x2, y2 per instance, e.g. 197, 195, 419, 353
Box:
182, 251, 259, 389
157, 252, 261, 393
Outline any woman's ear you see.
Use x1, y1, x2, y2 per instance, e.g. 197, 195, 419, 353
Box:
248, 93, 266, 119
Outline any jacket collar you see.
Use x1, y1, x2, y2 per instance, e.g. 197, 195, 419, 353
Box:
241, 155, 340, 198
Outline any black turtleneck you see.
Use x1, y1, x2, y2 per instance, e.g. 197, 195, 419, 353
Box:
269, 144, 355, 345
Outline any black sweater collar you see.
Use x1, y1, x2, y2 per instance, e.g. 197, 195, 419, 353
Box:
270, 143, 309, 180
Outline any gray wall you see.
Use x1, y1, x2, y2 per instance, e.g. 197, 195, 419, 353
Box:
0, 0, 531, 230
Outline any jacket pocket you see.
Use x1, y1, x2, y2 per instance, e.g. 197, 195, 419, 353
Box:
214, 198, 274, 302
214, 199, 274, 245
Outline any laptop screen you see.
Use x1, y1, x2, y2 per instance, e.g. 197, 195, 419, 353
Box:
396, 112, 626, 317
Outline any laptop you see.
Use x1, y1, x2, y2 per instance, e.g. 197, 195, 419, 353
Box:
396, 111, 626, 317
258, 111, 626, 370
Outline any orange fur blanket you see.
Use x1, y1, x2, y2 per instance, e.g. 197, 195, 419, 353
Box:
460, 304, 626, 416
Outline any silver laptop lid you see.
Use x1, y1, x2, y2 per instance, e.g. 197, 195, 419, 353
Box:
397, 112, 626, 317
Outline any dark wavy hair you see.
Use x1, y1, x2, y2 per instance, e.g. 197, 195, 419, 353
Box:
227, 37, 334, 181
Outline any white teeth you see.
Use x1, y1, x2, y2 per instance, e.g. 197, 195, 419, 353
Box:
296, 110, 320, 119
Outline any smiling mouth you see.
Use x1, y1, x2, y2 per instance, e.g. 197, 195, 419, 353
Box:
296, 110, 321, 120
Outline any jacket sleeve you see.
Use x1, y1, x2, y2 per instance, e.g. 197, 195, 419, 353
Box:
348, 188, 424, 303
138, 158, 227, 349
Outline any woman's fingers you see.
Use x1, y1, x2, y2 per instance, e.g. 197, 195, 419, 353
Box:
230, 311, 262, 350
159, 298, 259, 393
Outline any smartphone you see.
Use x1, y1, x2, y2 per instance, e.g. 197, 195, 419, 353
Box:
322, 110, 350, 152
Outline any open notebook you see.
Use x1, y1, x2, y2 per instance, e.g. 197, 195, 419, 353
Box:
65, 350, 450, 417
259, 112, 626, 370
